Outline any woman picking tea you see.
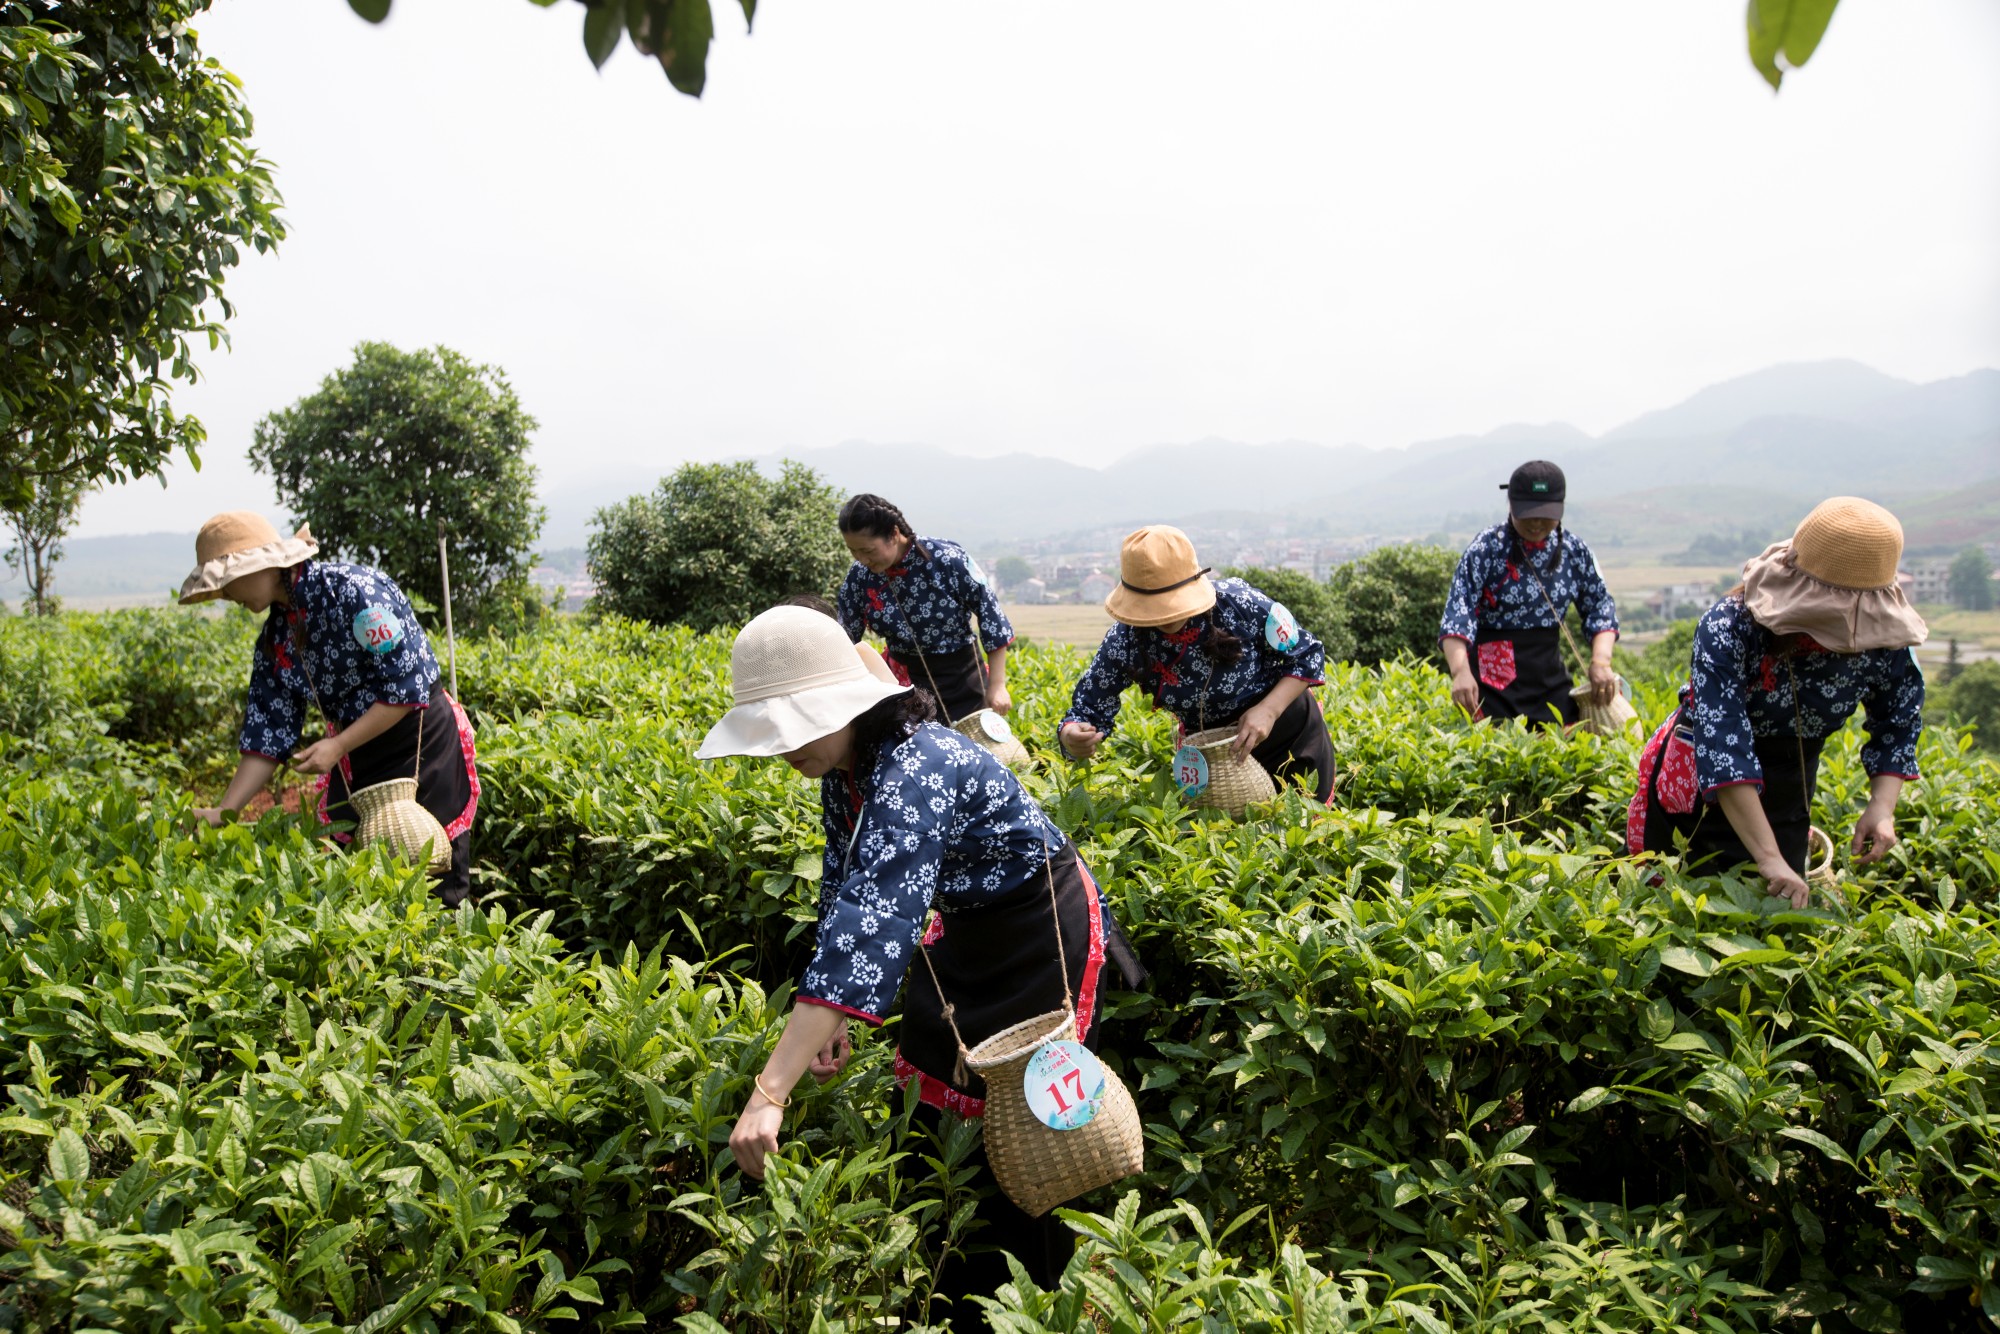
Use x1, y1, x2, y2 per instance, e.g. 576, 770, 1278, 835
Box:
835, 493, 1015, 723
1438, 460, 1620, 726
1057, 525, 1335, 803
182, 512, 479, 906
1626, 497, 1926, 908
698, 606, 1143, 1308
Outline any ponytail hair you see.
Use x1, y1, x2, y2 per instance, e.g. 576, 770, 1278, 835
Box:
839, 494, 918, 549
849, 688, 938, 787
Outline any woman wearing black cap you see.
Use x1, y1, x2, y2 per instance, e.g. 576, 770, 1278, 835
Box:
1438, 461, 1619, 726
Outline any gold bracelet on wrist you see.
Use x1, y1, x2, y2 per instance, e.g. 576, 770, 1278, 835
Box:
752, 1074, 791, 1109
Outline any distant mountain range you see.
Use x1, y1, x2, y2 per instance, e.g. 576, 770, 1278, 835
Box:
531, 359, 1999, 551
12, 360, 1998, 601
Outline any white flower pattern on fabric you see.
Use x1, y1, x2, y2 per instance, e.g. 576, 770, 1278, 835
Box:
836, 536, 1015, 657
238, 561, 439, 759
807, 723, 1066, 1021
1439, 524, 1619, 643
1059, 577, 1327, 744
1681, 596, 1924, 796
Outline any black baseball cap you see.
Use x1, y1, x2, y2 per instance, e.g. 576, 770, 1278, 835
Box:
1501, 460, 1566, 520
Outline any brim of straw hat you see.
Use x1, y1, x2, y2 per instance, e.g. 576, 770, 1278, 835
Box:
1103, 573, 1217, 628
178, 528, 319, 604
1740, 541, 1928, 654
697, 674, 910, 759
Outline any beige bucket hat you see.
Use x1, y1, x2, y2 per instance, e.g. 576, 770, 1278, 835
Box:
1103, 526, 1217, 628
1741, 497, 1928, 653
698, 606, 911, 758
179, 511, 319, 605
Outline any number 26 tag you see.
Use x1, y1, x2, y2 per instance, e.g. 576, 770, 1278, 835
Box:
1024, 1040, 1107, 1131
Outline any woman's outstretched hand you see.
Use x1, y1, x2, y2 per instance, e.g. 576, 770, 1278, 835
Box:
1851, 805, 1899, 865
730, 1097, 786, 1180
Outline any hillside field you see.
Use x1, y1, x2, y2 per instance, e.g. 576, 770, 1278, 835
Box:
2, 608, 1998, 1331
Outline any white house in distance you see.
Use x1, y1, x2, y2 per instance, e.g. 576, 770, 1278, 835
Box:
1905, 559, 1953, 605
1077, 570, 1116, 605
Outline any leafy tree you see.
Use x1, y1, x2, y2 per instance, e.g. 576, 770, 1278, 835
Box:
3, 471, 89, 616
1948, 546, 1995, 612
588, 460, 847, 632
0, 0, 285, 510
1938, 659, 2000, 753
248, 343, 545, 628
1324, 544, 1457, 668
992, 556, 1035, 590
1219, 564, 1356, 664
342, 0, 1844, 96
347, 0, 755, 96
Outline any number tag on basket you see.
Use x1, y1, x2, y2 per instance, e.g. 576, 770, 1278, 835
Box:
1024, 1040, 1107, 1131
984, 711, 1015, 744
1172, 743, 1209, 797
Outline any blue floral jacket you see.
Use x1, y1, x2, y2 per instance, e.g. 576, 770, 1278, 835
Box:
804, 723, 1066, 1021
1060, 577, 1326, 741
239, 562, 439, 759
1439, 524, 1618, 643
836, 536, 1014, 659
1682, 596, 1924, 797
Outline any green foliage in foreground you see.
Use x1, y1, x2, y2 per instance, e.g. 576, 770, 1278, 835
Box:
4, 610, 2000, 1330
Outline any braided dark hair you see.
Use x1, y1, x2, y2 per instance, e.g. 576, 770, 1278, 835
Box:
1202, 624, 1245, 669
848, 688, 938, 789
839, 494, 919, 547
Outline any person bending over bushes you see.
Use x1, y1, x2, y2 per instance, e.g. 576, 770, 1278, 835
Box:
698, 606, 1145, 1317
182, 512, 479, 906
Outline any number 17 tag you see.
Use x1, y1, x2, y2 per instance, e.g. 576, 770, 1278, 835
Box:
1023, 1040, 1107, 1131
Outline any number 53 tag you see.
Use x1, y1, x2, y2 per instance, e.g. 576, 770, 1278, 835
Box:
1024, 1039, 1107, 1131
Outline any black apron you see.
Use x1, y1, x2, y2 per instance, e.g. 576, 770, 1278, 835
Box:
1642, 730, 1821, 877
885, 643, 987, 724
324, 683, 477, 905
899, 841, 1146, 1106
1474, 626, 1578, 727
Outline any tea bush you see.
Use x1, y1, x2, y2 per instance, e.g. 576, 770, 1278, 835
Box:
5, 611, 1999, 1330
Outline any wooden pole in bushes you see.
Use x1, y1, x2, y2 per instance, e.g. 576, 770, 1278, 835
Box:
437, 518, 459, 699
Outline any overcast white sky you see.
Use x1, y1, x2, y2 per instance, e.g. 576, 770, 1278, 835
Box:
72, 0, 2000, 538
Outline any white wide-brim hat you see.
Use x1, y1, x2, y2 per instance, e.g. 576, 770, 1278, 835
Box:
697, 606, 910, 759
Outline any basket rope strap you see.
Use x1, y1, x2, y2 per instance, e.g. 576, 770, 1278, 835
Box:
878, 560, 983, 724
1784, 657, 1842, 902
1518, 537, 1593, 682
916, 851, 1074, 1089
291, 607, 426, 785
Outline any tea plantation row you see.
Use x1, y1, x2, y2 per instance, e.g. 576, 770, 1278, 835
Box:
2, 609, 1998, 1331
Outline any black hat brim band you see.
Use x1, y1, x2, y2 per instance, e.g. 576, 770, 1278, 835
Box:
1121, 567, 1212, 596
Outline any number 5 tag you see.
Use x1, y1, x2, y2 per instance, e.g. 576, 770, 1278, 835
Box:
1023, 1040, 1107, 1131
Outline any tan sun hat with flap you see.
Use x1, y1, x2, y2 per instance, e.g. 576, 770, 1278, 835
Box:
179, 511, 319, 605
1103, 526, 1218, 628
1740, 497, 1928, 653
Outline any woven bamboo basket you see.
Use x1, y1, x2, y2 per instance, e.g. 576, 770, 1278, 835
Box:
964, 1008, 1144, 1218
1806, 825, 1837, 889
1176, 727, 1277, 818
954, 708, 1030, 769
349, 778, 452, 876
1569, 681, 1641, 736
